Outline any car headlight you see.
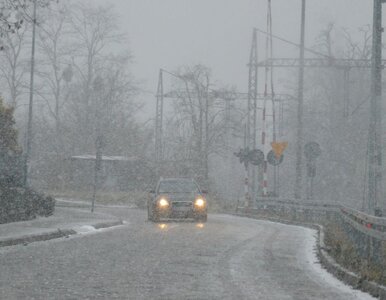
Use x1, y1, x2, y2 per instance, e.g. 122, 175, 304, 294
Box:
158, 198, 169, 208
194, 198, 206, 208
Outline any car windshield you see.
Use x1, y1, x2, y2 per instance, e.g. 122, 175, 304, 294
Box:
158, 180, 199, 193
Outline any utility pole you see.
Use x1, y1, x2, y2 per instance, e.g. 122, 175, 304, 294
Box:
367, 0, 384, 214
343, 68, 350, 118
243, 124, 251, 208
155, 69, 164, 177
295, 0, 306, 199
91, 76, 104, 213
92, 135, 102, 213
23, 0, 37, 187
204, 75, 210, 187
248, 28, 259, 203
224, 93, 233, 205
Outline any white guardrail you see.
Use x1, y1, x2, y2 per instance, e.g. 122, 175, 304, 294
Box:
340, 206, 386, 240
239, 198, 386, 241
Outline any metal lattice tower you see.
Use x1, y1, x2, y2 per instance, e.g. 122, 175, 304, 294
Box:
153, 65, 293, 196
248, 28, 258, 149
258, 56, 386, 204
257, 57, 386, 119
257, 58, 386, 69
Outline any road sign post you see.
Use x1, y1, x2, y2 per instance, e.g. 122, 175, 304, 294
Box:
271, 142, 288, 159
234, 148, 264, 207
304, 142, 321, 200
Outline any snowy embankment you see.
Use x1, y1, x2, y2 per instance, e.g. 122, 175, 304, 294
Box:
303, 227, 377, 300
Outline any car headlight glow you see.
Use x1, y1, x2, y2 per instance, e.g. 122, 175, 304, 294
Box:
194, 198, 205, 207
158, 198, 169, 208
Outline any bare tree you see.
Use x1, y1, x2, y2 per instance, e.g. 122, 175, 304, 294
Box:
63, 3, 127, 153
28, 3, 145, 190
0, 0, 54, 43
0, 0, 56, 109
34, 3, 74, 143
163, 65, 237, 187
0, 25, 29, 109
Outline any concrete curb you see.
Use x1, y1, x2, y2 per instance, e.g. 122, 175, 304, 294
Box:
232, 211, 386, 300
56, 201, 90, 209
0, 229, 77, 247
93, 220, 124, 230
0, 220, 124, 248
56, 199, 136, 210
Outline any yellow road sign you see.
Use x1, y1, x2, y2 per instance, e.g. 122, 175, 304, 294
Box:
271, 142, 288, 159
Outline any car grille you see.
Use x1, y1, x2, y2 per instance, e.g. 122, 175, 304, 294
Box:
172, 201, 192, 208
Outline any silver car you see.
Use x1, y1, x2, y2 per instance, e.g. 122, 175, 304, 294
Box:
148, 178, 208, 222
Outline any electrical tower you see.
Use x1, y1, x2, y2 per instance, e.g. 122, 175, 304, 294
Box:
258, 56, 386, 202
153, 66, 292, 204
257, 57, 386, 119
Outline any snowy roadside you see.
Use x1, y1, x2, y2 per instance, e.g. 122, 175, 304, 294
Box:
303, 227, 377, 300
0, 207, 124, 248
233, 212, 385, 299
55, 197, 138, 209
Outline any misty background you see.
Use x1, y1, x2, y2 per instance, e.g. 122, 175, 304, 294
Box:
1, 0, 384, 209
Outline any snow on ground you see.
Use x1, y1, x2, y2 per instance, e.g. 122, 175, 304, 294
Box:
73, 223, 129, 235
302, 227, 377, 300
73, 225, 97, 234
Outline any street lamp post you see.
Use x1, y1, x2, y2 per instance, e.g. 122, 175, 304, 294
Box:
23, 0, 37, 187
91, 76, 104, 213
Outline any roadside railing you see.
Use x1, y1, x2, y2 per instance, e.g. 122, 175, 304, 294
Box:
238, 198, 386, 239
237, 198, 386, 262
340, 206, 386, 240
236, 198, 386, 293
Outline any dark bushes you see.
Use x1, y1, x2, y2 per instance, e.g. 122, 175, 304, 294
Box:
0, 187, 55, 224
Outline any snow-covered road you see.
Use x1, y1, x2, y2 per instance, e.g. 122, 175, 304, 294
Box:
0, 208, 375, 299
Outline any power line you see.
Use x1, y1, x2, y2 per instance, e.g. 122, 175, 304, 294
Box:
254, 27, 330, 59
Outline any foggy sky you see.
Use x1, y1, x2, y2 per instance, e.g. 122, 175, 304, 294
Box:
90, 0, 383, 115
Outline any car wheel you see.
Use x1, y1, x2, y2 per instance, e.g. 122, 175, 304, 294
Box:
151, 214, 160, 222
152, 211, 160, 222
147, 205, 152, 221
148, 207, 160, 222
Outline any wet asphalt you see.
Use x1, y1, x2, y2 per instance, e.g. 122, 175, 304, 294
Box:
0, 207, 373, 300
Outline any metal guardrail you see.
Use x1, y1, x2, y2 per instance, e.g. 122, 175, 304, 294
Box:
255, 198, 339, 211
241, 198, 386, 241
238, 198, 386, 275
340, 206, 386, 240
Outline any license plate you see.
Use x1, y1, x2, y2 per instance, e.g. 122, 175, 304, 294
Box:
173, 206, 190, 212
172, 202, 192, 210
